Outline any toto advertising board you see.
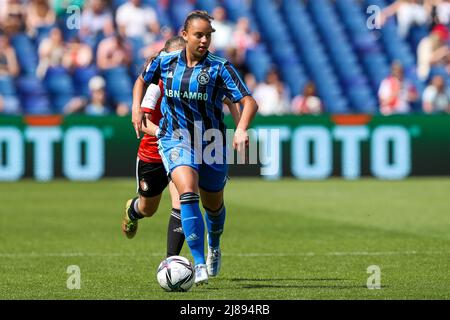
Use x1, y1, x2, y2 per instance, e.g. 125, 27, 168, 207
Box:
0, 114, 449, 181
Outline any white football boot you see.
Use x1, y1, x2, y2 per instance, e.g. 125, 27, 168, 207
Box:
206, 247, 222, 277
194, 264, 209, 285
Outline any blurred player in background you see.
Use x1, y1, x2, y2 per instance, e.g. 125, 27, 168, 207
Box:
134, 11, 258, 285
123, 36, 242, 259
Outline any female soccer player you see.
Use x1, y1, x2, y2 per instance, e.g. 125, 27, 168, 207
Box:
124, 35, 242, 259
122, 36, 187, 259
133, 11, 258, 285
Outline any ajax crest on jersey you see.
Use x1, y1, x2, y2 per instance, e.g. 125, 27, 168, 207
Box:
197, 70, 210, 85
156, 256, 195, 292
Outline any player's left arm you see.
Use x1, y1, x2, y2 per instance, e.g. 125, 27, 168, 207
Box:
233, 95, 258, 152
223, 96, 241, 126
219, 62, 258, 151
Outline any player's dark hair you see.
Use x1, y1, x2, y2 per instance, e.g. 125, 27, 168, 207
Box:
183, 10, 215, 32
141, 36, 186, 74
164, 36, 186, 52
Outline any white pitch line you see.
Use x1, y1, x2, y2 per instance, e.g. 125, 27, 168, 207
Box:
0, 251, 448, 258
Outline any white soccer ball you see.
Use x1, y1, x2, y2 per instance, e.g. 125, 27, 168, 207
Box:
156, 256, 195, 292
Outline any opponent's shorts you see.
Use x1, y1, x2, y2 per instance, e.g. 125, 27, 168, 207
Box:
136, 159, 169, 197
157, 136, 228, 193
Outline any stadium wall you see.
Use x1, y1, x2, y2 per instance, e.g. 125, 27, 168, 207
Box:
0, 115, 449, 181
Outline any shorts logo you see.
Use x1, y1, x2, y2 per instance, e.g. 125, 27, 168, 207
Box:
169, 149, 180, 162
140, 179, 149, 191
197, 70, 210, 85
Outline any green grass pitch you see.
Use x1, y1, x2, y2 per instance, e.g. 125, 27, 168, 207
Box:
1, 178, 449, 299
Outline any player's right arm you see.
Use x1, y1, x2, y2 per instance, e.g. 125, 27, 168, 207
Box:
132, 53, 162, 138
140, 82, 162, 137
132, 76, 149, 139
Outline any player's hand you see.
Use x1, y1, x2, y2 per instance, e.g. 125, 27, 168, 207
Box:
141, 119, 160, 138
233, 128, 249, 163
132, 106, 146, 139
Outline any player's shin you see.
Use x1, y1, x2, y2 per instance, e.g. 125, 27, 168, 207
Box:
179, 193, 206, 265
204, 204, 226, 249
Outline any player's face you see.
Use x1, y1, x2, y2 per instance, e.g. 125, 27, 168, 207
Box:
183, 18, 213, 59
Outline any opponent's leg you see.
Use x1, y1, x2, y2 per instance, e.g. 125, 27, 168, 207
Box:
122, 194, 163, 239
122, 161, 168, 239
166, 182, 184, 257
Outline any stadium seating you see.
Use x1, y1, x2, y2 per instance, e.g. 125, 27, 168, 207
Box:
102, 66, 133, 107
2, 0, 439, 115
10, 33, 38, 76
307, 0, 377, 113
16, 75, 52, 114
280, 0, 349, 113
43, 66, 76, 113
73, 66, 99, 97
251, 0, 308, 101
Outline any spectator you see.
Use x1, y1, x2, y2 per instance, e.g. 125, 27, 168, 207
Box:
0, 32, 20, 77
0, 31, 20, 114
84, 75, 111, 115
62, 36, 93, 71
79, 0, 114, 42
380, 0, 431, 38
291, 82, 323, 115
225, 47, 249, 79
244, 72, 258, 93
96, 34, 132, 70
115, 0, 160, 43
232, 17, 259, 62
253, 68, 290, 115
1, 0, 26, 35
36, 27, 65, 78
139, 26, 174, 60
25, 0, 55, 39
430, 0, 450, 26
210, 6, 235, 55
422, 75, 450, 113
378, 61, 418, 115
417, 24, 449, 80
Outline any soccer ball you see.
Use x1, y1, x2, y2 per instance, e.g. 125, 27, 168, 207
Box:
156, 256, 195, 292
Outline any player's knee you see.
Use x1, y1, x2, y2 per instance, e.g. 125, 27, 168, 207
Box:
203, 202, 224, 216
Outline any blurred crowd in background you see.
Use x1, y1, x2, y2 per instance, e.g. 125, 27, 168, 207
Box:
0, 0, 448, 116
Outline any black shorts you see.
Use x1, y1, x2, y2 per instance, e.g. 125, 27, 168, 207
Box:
136, 159, 169, 198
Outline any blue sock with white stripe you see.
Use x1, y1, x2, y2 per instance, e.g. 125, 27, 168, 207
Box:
180, 192, 205, 265
204, 204, 226, 249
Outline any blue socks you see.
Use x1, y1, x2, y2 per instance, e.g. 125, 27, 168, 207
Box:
180, 192, 205, 265
205, 204, 226, 249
